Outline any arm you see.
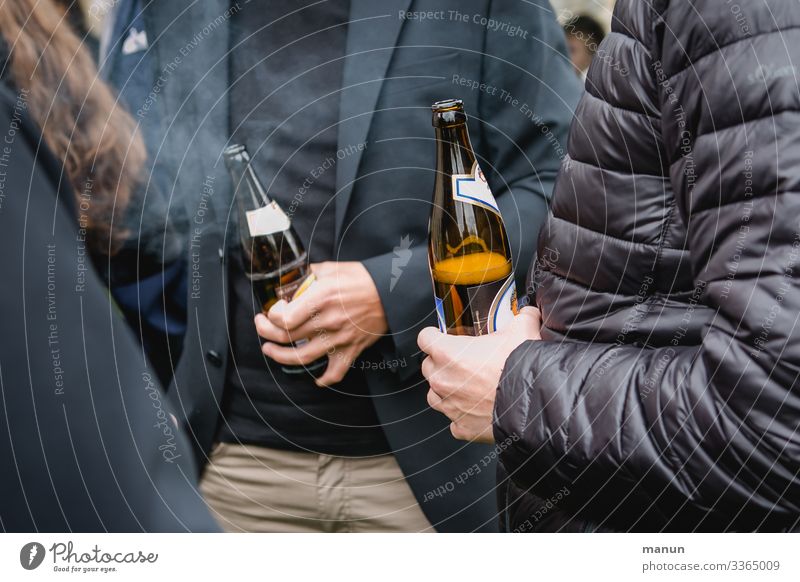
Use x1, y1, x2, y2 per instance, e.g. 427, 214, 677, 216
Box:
495, 3, 800, 531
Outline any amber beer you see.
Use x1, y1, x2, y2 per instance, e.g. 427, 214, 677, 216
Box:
428, 99, 518, 335
223, 144, 326, 375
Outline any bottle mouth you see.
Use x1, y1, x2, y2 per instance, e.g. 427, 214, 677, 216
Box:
432, 98, 463, 112
223, 143, 247, 157
432, 99, 466, 127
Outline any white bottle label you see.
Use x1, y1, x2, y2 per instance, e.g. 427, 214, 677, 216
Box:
434, 295, 447, 333
465, 274, 517, 334
246, 201, 291, 236
486, 275, 517, 333
436, 275, 518, 335
451, 161, 500, 214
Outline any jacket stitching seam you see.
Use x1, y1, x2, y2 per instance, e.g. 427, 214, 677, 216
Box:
689, 187, 797, 216
548, 215, 683, 250
583, 85, 660, 120
691, 108, 800, 142
568, 155, 669, 180
664, 25, 800, 82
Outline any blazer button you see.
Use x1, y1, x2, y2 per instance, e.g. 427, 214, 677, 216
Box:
206, 350, 223, 367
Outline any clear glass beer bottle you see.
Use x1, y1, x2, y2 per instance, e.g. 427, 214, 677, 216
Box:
224, 144, 327, 375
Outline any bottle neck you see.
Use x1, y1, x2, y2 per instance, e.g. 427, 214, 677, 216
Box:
227, 154, 271, 210
243, 163, 271, 208
435, 123, 472, 174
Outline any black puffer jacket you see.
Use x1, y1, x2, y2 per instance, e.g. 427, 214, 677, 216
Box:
495, 0, 800, 532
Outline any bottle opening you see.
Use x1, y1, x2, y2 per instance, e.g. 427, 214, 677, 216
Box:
223, 143, 247, 157
432, 99, 466, 127
432, 98, 463, 112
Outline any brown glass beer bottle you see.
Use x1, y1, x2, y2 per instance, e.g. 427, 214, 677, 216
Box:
428, 99, 518, 336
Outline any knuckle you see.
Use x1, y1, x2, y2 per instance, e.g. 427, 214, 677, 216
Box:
254, 319, 267, 336
270, 327, 287, 343
324, 310, 345, 330
421, 356, 433, 379
336, 310, 351, 328
301, 344, 322, 364
268, 349, 288, 364
288, 311, 306, 331
426, 389, 437, 408
314, 284, 333, 306
275, 314, 291, 331
327, 364, 346, 384
429, 377, 442, 396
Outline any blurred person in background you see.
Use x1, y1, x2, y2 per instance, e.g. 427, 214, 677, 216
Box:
94, 0, 190, 388
101, 0, 580, 532
563, 14, 605, 80
419, 0, 800, 532
0, 0, 216, 532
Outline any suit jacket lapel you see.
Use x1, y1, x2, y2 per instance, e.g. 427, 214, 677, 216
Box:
335, 0, 412, 241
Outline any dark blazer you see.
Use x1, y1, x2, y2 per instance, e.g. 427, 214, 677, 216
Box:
106, 0, 579, 532
0, 81, 218, 532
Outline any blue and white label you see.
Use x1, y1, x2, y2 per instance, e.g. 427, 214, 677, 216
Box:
452, 161, 499, 214
464, 274, 518, 335
487, 275, 517, 333
434, 295, 447, 332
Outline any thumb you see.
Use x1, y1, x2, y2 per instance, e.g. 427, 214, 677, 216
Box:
417, 326, 448, 357
517, 306, 542, 332
418, 326, 468, 358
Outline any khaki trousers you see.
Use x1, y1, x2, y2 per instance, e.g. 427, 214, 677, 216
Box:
199, 443, 433, 532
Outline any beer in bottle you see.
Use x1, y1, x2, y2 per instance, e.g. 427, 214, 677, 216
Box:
428, 99, 518, 336
223, 144, 327, 375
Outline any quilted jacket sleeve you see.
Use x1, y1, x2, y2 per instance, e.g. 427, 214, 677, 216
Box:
494, 0, 800, 531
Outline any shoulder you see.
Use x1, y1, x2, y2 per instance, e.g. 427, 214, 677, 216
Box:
0, 75, 36, 153
659, 0, 800, 75
0, 76, 39, 148
0, 74, 75, 217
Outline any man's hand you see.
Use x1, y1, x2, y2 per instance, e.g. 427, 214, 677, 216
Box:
254, 261, 388, 387
417, 307, 542, 443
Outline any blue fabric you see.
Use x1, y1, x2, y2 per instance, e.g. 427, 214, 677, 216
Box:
112, 261, 187, 335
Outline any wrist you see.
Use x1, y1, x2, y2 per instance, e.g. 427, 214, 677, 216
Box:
357, 261, 389, 330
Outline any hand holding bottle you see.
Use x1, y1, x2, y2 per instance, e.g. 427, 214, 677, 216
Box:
417, 307, 542, 443
254, 261, 388, 387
